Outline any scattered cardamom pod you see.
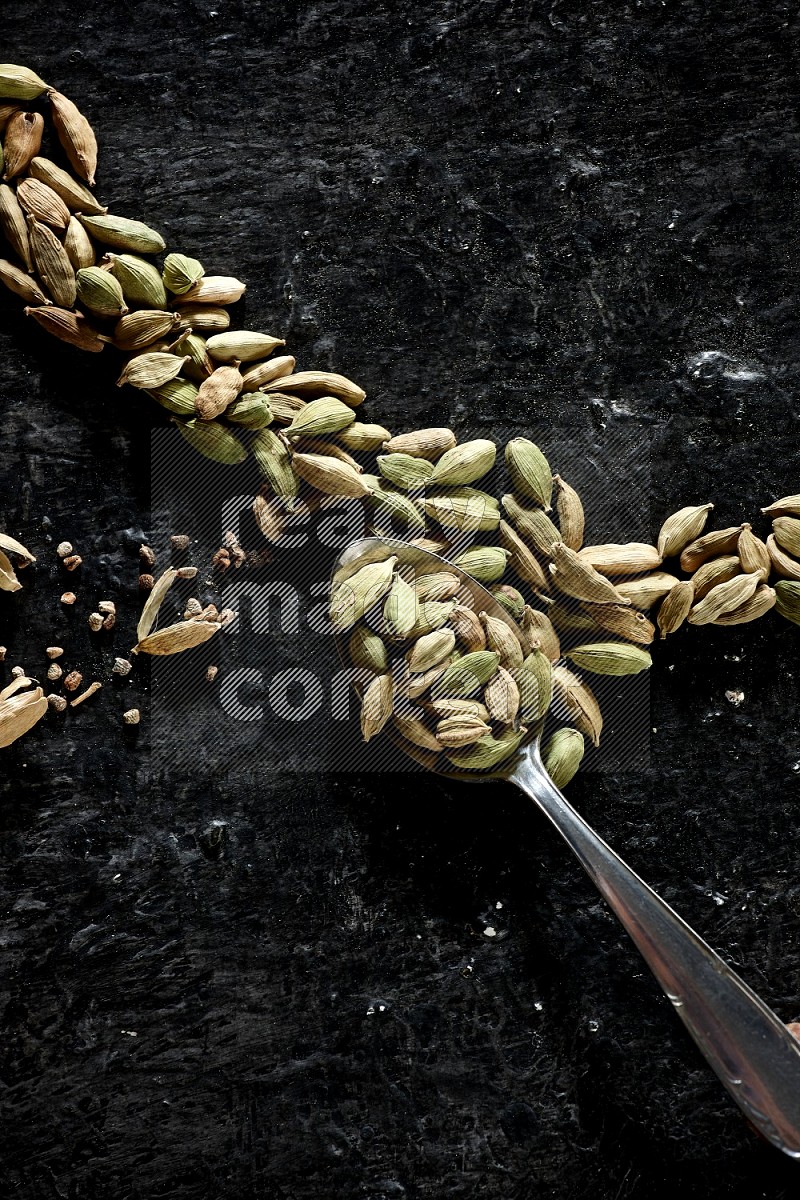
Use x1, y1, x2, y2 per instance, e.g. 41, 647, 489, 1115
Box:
0, 686, 48, 748
737, 523, 771, 576
406, 627, 456, 673
436, 712, 493, 747
452, 545, 509, 584
578, 542, 662, 576
195, 361, 244, 420
162, 252, 204, 295
479, 610, 524, 669
349, 624, 389, 674
252, 428, 299, 498
377, 452, 434, 490
548, 541, 627, 606
772, 515, 800, 559
688, 570, 765, 625
173, 417, 248, 465
146, 378, 199, 417
432, 650, 500, 699
449, 603, 487, 651
383, 573, 419, 639
490, 584, 526, 621
483, 666, 521, 725
501, 494, 560, 556
679, 525, 742, 572
424, 488, 501, 533
766, 534, 800, 581
0, 257, 50, 306
497, 519, 550, 593
337, 421, 393, 451
0, 183, 32, 270
329, 556, 398, 630
205, 330, 285, 363
113, 309, 183, 351
761, 494, 800, 518
176, 275, 246, 305
63, 215, 95, 270
292, 451, 372, 498
613, 572, 680, 609
382, 427, 456, 460
285, 395, 357, 440
552, 665, 603, 747
393, 714, 443, 752
691, 554, 741, 599
226, 391, 272, 429
241, 354, 297, 391
520, 606, 560, 662
262, 369, 365, 407
713, 584, 776, 625
445, 727, 526, 772
513, 648, 553, 722
566, 642, 652, 677
16, 177, 70, 229
0, 64, 49, 101
24, 305, 105, 352
105, 252, 168, 308
3, 110, 44, 179
774, 580, 800, 627
413, 571, 460, 602
582, 601, 655, 645
28, 215, 76, 307
47, 89, 98, 185
118, 351, 189, 390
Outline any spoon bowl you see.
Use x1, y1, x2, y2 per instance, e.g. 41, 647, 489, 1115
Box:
331, 534, 800, 1158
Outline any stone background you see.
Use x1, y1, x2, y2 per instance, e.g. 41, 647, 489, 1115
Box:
1, 3, 799, 1197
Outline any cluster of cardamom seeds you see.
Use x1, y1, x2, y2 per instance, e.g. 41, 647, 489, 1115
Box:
1, 64, 797, 787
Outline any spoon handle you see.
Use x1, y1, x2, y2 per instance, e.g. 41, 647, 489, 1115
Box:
511, 752, 800, 1157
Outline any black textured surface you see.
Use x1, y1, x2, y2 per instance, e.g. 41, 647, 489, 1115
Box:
1, 4, 800, 1197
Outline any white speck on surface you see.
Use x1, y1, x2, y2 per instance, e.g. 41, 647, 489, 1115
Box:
120, 1030, 138, 1037
587, 1018, 599, 1033
534, 1001, 544, 1011
495, 901, 503, 910
483, 926, 497, 938
725, 689, 745, 707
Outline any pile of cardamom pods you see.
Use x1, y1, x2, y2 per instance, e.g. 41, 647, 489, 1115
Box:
1, 62, 799, 783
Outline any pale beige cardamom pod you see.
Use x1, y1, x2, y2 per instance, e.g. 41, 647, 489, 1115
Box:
337, 421, 393, 451
117, 352, 190, 390
436, 713, 493, 747
452, 545, 509, 583
549, 541, 628, 606
0, 65, 49, 101
292, 451, 373, 498
761, 494, 800, 518
679, 526, 742, 572
0, 257, 50, 305
484, 665, 521, 725
766, 534, 800, 581
479, 611, 524, 670
404, 599, 456, 640
501, 494, 560, 556
428, 697, 490, 722
0, 182, 32, 270
520, 605, 560, 662
737, 523, 771, 576
392, 713, 443, 752
329, 556, 397, 630
553, 474, 584, 549
137, 568, 179, 642
497, 519, 550, 593
713, 584, 776, 625
252, 493, 291, 544
409, 532, 452, 556
407, 662, 449, 699
449, 603, 487, 651
688, 570, 765, 625
613, 571, 681, 609
29, 156, 106, 214
16, 177, 70, 230
512, 649, 553, 722
176, 303, 230, 332
656, 503, 714, 558
691, 554, 741, 599
261, 369, 365, 407
413, 571, 460, 602
406, 627, 456, 672
177, 276, 246, 305
24, 305, 105, 352
0, 533, 35, 565
3, 110, 44, 179
582, 602, 655, 645
361, 673, 394, 742
423, 488, 501, 534
772, 516, 800, 559
655, 580, 694, 637
133, 619, 220, 656
578, 542, 662, 576
114, 310, 183, 351
252, 429, 299, 498
195, 361, 244, 420
241, 355, 297, 392
27, 215, 75, 307
552, 665, 603, 747
64, 215, 95, 270
0, 547, 22, 591
0, 686, 48, 748
382, 427, 456, 460
47, 89, 98, 185
292, 437, 362, 470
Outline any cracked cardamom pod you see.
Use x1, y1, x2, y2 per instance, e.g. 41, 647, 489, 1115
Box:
134, 619, 221, 656
0, 686, 48, 748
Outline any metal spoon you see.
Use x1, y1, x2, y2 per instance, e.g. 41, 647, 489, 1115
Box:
332, 535, 800, 1157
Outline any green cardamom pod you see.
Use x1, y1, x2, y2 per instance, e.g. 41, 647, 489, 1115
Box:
424, 487, 501, 533
78, 213, 166, 254
251, 428, 299, 499
377, 452, 434, 490
0, 65, 49, 100
225, 391, 272, 429
368, 483, 426, 531
541, 728, 585, 789
206, 331, 285, 363
329, 556, 398, 630
566, 642, 652, 676
107, 252, 168, 308
505, 438, 553, 509
775, 580, 800, 627
452, 545, 509, 583
146, 378, 199, 416
162, 252, 205, 295
445, 727, 526, 772
383, 573, 419, 639
76, 266, 128, 318
285, 396, 356, 440
489, 584, 526, 621
428, 439, 497, 487
433, 650, 500, 699
406, 627, 456, 673
337, 421, 392, 451
117, 351, 189, 390
173, 417, 247, 465
174, 331, 214, 381
772, 516, 800, 559
501, 494, 560, 555
349, 624, 389, 674
512, 648, 552, 722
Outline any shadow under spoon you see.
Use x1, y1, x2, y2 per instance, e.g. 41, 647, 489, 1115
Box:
332, 535, 800, 1157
